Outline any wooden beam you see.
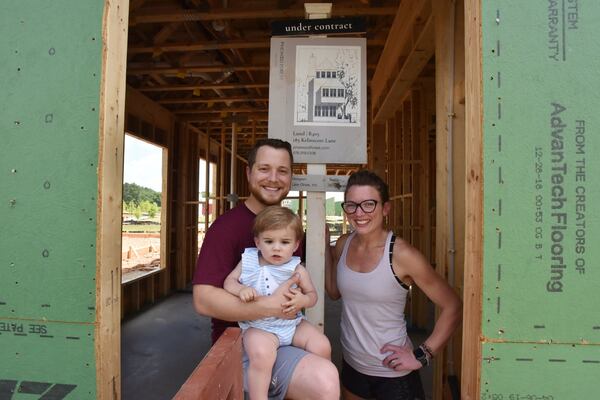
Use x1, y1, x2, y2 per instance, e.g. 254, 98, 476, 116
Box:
205, 133, 210, 233
152, 22, 182, 44
371, 0, 430, 107
129, 0, 148, 12
173, 328, 243, 400
130, 6, 398, 25
128, 63, 377, 75
174, 107, 267, 114
138, 82, 269, 92
181, 114, 268, 123
373, 14, 434, 123
433, 0, 450, 392
176, 123, 191, 290
462, 0, 483, 397
219, 127, 226, 214
129, 38, 385, 55
129, 39, 270, 55
127, 64, 270, 75
450, 0, 466, 391
200, 123, 267, 128
160, 146, 169, 283
97, 1, 129, 398
402, 100, 412, 243
158, 96, 268, 104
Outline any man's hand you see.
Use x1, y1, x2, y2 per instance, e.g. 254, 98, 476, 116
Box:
258, 272, 301, 319
239, 286, 258, 302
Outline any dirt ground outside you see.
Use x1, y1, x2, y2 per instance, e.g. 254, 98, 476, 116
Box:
121, 233, 161, 279
121, 231, 206, 281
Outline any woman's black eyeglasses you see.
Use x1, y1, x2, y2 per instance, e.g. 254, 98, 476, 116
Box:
341, 199, 378, 214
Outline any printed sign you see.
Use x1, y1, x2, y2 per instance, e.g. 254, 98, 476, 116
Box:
271, 17, 366, 36
268, 37, 367, 164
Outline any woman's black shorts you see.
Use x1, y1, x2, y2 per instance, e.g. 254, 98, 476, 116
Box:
341, 359, 426, 400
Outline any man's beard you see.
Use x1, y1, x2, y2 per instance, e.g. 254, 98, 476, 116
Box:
249, 184, 287, 206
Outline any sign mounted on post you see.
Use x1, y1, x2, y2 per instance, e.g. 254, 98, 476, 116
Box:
268, 37, 367, 164
271, 17, 366, 36
291, 174, 349, 192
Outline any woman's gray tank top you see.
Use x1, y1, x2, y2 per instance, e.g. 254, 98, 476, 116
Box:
338, 231, 411, 377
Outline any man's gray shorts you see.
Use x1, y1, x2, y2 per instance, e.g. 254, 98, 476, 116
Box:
243, 345, 308, 400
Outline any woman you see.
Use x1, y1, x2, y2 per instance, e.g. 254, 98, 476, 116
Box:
326, 170, 462, 400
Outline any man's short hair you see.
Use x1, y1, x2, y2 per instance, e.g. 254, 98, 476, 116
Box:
247, 138, 294, 169
253, 206, 303, 241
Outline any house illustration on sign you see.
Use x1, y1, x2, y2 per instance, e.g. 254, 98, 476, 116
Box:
295, 46, 361, 126
308, 60, 347, 122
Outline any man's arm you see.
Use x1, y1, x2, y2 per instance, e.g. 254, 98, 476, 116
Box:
193, 273, 301, 322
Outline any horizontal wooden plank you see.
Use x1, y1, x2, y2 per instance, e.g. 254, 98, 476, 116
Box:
138, 83, 269, 92
172, 328, 243, 400
127, 65, 270, 75
129, 38, 385, 55
174, 107, 267, 114
130, 6, 398, 25
158, 97, 268, 104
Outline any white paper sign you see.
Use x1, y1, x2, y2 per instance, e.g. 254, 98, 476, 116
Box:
269, 37, 367, 164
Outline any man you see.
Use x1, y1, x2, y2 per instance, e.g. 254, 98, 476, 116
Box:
193, 139, 339, 399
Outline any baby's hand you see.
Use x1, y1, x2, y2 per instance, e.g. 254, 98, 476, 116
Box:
282, 287, 305, 314
239, 287, 258, 302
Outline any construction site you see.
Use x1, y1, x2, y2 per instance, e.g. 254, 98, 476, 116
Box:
1, 0, 598, 399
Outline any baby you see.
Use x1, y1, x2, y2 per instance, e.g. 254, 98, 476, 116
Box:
224, 205, 331, 400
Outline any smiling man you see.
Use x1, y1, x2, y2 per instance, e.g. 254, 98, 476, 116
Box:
192, 138, 339, 400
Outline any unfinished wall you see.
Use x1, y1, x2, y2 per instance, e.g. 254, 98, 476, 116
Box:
479, 1, 599, 397
1, 1, 128, 398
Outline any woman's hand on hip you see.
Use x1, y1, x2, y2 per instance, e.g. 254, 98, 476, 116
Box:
380, 342, 422, 371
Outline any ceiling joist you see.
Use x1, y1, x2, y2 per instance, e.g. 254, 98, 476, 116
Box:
130, 6, 398, 25
129, 38, 385, 55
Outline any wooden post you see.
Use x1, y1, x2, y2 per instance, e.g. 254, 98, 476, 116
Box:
402, 100, 412, 243
161, 147, 169, 271
219, 126, 226, 214
462, 0, 483, 397
371, 123, 387, 176
97, 1, 129, 398
433, 0, 466, 397
230, 122, 237, 208
176, 123, 190, 290
302, 2, 333, 331
205, 131, 210, 232
298, 191, 304, 222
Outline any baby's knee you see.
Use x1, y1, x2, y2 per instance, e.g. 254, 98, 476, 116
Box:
308, 334, 332, 359
247, 345, 277, 367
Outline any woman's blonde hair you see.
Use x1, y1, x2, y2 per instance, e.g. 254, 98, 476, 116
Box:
253, 206, 303, 241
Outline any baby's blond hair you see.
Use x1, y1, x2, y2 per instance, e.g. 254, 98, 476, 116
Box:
253, 206, 303, 241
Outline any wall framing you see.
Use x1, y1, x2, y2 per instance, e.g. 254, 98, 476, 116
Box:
96, 1, 130, 398
462, 0, 483, 397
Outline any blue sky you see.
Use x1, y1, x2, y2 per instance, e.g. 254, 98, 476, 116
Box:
123, 135, 163, 192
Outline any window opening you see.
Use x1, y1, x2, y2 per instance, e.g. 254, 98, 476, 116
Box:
121, 134, 166, 283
